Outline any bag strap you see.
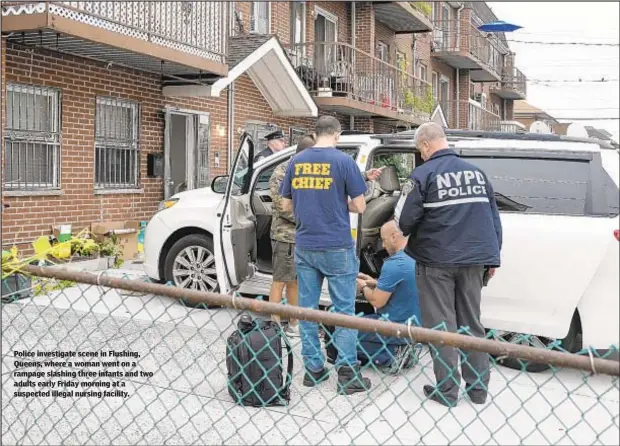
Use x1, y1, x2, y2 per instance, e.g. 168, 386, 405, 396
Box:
280, 327, 294, 400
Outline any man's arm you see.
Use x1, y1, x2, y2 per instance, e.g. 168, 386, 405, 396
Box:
348, 195, 366, 214
269, 165, 295, 223
344, 158, 368, 214
357, 260, 402, 309
360, 283, 391, 309
394, 177, 425, 236
486, 179, 503, 250
279, 162, 294, 214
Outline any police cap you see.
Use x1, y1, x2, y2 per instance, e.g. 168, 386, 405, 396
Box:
264, 129, 285, 141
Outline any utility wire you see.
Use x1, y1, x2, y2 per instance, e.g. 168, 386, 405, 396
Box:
552, 117, 620, 121
507, 39, 619, 47
529, 78, 619, 83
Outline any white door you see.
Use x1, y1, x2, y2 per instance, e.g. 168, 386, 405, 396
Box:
461, 149, 615, 340
163, 109, 210, 198
214, 133, 258, 293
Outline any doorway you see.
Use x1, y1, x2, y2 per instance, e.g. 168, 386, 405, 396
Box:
164, 109, 210, 199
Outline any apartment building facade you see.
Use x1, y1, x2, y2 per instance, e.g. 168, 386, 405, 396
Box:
1, 1, 527, 248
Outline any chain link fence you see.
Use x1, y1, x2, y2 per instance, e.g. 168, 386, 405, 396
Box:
2, 265, 619, 445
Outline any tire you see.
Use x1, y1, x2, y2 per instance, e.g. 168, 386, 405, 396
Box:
163, 234, 221, 309
490, 313, 581, 373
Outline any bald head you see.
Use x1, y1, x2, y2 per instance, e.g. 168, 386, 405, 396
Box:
415, 122, 448, 161
380, 220, 407, 255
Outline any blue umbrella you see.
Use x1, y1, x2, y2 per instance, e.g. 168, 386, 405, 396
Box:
478, 21, 522, 33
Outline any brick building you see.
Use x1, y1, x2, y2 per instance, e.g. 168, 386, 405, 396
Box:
1, 1, 527, 248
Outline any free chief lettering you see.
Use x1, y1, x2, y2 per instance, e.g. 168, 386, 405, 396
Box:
291, 163, 334, 190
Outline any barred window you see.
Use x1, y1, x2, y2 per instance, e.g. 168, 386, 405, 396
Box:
250, 1, 269, 34
289, 127, 307, 145
4, 83, 61, 190
245, 121, 277, 154
95, 97, 140, 189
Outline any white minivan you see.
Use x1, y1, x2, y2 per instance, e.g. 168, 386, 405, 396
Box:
144, 130, 619, 367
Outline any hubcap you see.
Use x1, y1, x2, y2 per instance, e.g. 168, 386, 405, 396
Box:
172, 246, 217, 292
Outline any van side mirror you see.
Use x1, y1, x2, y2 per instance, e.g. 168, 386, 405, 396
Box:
211, 176, 229, 194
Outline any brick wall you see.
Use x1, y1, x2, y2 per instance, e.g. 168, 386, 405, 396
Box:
0, 42, 326, 248
457, 69, 472, 129
355, 2, 375, 54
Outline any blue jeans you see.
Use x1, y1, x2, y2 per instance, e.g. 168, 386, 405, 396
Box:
295, 247, 359, 372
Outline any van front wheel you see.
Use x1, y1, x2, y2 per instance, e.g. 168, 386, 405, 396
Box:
164, 234, 221, 309
488, 314, 581, 373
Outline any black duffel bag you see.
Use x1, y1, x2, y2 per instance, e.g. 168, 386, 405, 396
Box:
226, 315, 293, 407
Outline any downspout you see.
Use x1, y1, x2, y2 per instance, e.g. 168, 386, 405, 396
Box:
456, 68, 460, 128
455, 3, 465, 129
227, 2, 235, 172
350, 1, 356, 131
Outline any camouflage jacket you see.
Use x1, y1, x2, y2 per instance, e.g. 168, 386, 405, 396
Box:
269, 161, 296, 244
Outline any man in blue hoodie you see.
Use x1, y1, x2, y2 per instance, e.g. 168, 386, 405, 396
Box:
395, 122, 502, 407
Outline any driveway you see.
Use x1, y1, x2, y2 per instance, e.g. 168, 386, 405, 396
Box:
2, 265, 618, 445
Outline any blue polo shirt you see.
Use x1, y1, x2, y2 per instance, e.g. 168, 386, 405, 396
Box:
280, 147, 367, 250
376, 250, 420, 325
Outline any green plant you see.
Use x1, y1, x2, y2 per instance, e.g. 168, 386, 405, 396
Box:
404, 88, 434, 114
70, 238, 100, 257
99, 237, 123, 268
410, 1, 432, 19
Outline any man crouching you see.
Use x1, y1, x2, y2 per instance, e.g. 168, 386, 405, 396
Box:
355, 220, 422, 372
325, 220, 421, 372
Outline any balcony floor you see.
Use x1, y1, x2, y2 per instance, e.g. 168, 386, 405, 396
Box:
432, 51, 501, 82
489, 87, 526, 100
314, 96, 428, 125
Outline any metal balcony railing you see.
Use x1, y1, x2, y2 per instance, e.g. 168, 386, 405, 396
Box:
287, 42, 434, 118
2, 1, 227, 62
442, 100, 501, 130
468, 100, 502, 131
432, 19, 504, 76
501, 66, 527, 97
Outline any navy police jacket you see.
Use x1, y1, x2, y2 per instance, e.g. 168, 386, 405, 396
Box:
395, 149, 502, 267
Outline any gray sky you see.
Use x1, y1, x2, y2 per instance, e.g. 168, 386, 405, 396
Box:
488, 2, 619, 142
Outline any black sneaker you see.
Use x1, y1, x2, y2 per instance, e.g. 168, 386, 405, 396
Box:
423, 385, 457, 408
302, 367, 330, 387
337, 365, 372, 395
467, 390, 487, 405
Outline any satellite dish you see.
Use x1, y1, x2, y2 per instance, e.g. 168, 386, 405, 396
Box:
566, 123, 589, 138
529, 121, 552, 134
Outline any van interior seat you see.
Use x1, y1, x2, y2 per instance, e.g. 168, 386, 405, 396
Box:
360, 165, 401, 248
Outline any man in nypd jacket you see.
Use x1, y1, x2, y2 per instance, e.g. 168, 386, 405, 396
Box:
394, 122, 502, 407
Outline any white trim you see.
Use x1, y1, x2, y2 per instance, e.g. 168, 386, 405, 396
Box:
423, 197, 490, 208
164, 37, 317, 117
431, 105, 449, 128
250, 1, 270, 34
314, 5, 338, 25
290, 1, 306, 46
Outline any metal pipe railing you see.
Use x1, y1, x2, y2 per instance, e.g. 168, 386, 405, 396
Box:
19, 264, 620, 377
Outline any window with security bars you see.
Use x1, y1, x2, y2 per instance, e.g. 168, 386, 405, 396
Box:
245, 121, 277, 154
95, 97, 140, 189
250, 2, 269, 34
4, 83, 61, 190
289, 127, 308, 146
